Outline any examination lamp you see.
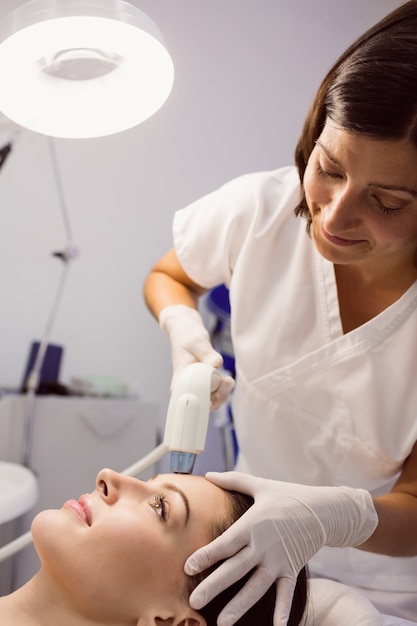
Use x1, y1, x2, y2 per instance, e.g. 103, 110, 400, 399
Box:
0, 0, 174, 138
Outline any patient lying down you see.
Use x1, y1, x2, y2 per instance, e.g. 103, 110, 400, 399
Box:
0, 469, 308, 626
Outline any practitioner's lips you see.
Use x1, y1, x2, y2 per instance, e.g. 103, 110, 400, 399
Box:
321, 223, 366, 246
64, 494, 92, 526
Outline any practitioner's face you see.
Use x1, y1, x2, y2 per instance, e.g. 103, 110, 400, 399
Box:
32, 470, 230, 623
304, 118, 417, 272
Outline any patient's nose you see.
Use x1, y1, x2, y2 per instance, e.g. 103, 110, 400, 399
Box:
96, 468, 151, 504
96, 468, 122, 504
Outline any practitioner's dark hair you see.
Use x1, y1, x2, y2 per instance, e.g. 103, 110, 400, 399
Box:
294, 0, 417, 231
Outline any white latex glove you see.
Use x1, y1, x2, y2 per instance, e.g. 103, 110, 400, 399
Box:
184, 471, 378, 626
159, 304, 235, 410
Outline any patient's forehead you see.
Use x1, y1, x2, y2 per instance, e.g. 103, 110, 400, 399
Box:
149, 473, 215, 491
148, 473, 228, 509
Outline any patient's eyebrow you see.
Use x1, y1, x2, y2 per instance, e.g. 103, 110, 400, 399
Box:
163, 483, 190, 525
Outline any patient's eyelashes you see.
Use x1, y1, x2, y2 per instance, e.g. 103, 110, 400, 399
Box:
150, 493, 168, 522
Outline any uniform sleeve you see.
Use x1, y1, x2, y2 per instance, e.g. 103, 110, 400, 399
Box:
173, 166, 299, 288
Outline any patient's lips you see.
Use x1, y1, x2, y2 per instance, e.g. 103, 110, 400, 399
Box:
64, 494, 92, 526
79, 494, 92, 526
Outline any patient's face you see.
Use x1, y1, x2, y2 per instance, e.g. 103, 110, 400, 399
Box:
32, 470, 230, 621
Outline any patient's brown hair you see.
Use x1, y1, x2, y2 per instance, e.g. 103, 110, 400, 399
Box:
186, 489, 308, 626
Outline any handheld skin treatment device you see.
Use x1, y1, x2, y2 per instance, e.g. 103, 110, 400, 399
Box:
163, 363, 222, 473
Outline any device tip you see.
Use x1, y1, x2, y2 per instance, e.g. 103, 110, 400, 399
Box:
170, 451, 197, 474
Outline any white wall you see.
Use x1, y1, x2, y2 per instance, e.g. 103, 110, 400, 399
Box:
0, 0, 404, 431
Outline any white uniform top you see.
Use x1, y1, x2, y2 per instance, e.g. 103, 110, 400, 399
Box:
308, 578, 417, 626
173, 166, 417, 620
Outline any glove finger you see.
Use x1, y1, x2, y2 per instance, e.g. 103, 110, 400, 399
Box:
188, 545, 259, 611
185, 526, 249, 577
273, 577, 297, 626
171, 350, 199, 377
193, 342, 224, 368
210, 376, 235, 410
215, 565, 278, 626
205, 470, 258, 495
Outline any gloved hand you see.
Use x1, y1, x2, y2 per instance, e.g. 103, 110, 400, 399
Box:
184, 471, 378, 626
159, 304, 235, 410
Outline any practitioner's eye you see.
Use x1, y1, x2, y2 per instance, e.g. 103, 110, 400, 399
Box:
370, 193, 407, 215
150, 493, 168, 522
316, 161, 343, 179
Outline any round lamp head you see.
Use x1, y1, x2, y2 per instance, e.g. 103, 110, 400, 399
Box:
0, 0, 174, 138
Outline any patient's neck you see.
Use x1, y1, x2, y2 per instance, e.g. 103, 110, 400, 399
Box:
0, 574, 113, 626
0, 585, 42, 626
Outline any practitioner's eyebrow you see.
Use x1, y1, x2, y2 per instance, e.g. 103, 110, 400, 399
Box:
316, 140, 417, 197
316, 140, 343, 168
